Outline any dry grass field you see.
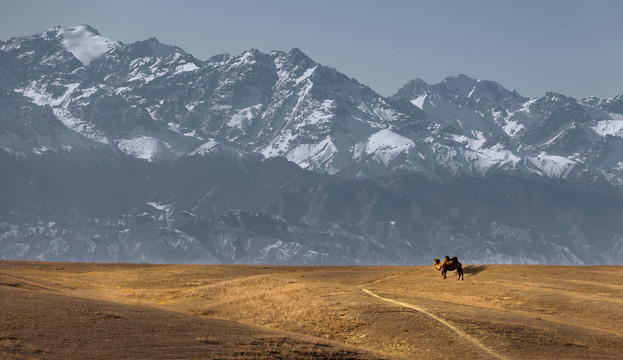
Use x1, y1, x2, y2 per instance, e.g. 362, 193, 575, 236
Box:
1, 261, 623, 359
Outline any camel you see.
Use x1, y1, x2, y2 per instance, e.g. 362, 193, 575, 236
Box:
433, 256, 464, 280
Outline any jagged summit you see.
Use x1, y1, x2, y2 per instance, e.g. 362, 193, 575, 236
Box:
541, 91, 578, 102
285, 47, 310, 60
441, 74, 493, 97
145, 37, 185, 56
394, 74, 529, 111
55, 24, 118, 65
128, 37, 187, 58
392, 78, 430, 99
61, 24, 101, 35
583, 94, 623, 114
271, 48, 315, 65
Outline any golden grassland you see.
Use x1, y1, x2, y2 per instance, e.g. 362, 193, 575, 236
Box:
1, 261, 623, 359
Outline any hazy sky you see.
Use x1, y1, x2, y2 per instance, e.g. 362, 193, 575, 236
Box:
1, 0, 622, 99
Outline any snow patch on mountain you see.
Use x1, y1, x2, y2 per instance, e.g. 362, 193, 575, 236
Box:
127, 60, 168, 83
286, 136, 339, 172
147, 202, 171, 211
16, 81, 79, 107
175, 62, 199, 74
592, 115, 623, 137
500, 117, 525, 137
260, 240, 303, 261
126, 55, 192, 84
450, 131, 521, 170
372, 105, 401, 123
227, 104, 262, 130
411, 94, 427, 109
116, 136, 170, 161
356, 129, 414, 165
58, 25, 117, 65
15, 81, 109, 143
527, 152, 577, 178
296, 66, 316, 84
191, 139, 219, 155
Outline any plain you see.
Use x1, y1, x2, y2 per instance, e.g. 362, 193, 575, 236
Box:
1, 261, 622, 359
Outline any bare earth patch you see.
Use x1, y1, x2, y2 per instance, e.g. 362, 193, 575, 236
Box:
1, 261, 622, 359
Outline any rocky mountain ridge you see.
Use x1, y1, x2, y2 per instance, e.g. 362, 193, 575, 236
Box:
4, 25, 623, 188
1, 25, 622, 265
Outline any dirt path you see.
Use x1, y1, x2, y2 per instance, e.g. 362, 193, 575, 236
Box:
359, 274, 507, 360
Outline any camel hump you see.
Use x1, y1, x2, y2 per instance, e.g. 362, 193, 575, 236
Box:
451, 256, 458, 262
444, 255, 450, 261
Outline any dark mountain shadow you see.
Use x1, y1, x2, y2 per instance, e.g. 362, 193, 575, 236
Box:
463, 265, 488, 277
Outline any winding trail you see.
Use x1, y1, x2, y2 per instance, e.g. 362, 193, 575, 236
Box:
359, 273, 508, 360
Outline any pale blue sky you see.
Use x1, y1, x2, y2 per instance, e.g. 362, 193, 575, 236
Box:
1, 0, 622, 99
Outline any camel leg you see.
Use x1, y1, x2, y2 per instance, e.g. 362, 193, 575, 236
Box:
458, 265, 464, 280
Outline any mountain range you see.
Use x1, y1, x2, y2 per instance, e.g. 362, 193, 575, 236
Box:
1, 25, 622, 265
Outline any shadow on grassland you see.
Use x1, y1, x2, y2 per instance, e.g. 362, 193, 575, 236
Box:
463, 265, 488, 277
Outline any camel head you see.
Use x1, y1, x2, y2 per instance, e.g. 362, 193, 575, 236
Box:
433, 257, 443, 271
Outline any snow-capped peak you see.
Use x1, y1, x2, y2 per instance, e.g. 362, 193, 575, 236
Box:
57, 25, 118, 65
